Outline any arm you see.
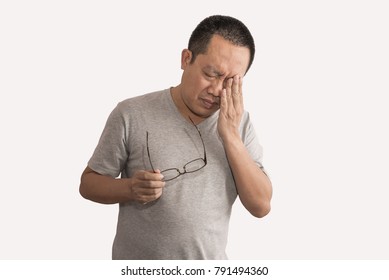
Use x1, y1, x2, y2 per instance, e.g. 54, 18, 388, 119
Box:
218, 76, 272, 218
80, 102, 165, 205
222, 136, 272, 218
79, 166, 165, 204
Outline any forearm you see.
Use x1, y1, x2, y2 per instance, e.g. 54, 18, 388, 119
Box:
223, 135, 272, 218
79, 167, 132, 204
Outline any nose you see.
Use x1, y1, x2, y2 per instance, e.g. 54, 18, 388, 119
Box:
207, 79, 224, 97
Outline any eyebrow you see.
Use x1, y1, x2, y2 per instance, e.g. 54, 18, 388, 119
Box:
203, 65, 224, 77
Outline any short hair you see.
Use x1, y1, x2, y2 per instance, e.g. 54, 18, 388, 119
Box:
188, 15, 255, 73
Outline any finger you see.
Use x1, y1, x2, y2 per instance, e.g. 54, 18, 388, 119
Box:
231, 75, 243, 111
220, 88, 228, 114
135, 170, 164, 181
140, 188, 163, 204
134, 182, 164, 201
138, 179, 165, 189
146, 171, 164, 181
137, 184, 164, 195
221, 78, 233, 114
225, 77, 233, 101
232, 75, 240, 96
227, 77, 238, 116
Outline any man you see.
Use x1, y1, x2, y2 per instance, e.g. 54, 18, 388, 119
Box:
80, 15, 272, 260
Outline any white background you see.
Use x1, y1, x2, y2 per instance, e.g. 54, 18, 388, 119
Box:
1, 0, 388, 260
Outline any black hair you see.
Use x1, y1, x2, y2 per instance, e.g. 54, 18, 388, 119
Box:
188, 15, 255, 72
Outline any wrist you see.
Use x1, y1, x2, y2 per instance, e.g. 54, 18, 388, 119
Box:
220, 130, 241, 146
122, 178, 134, 202
107, 177, 133, 203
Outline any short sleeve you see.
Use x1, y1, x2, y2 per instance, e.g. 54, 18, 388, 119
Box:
87, 103, 129, 178
240, 112, 268, 174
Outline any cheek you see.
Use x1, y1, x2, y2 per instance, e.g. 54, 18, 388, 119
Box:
195, 76, 212, 91
186, 75, 210, 93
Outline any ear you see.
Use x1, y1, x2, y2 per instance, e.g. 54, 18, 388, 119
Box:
181, 49, 192, 70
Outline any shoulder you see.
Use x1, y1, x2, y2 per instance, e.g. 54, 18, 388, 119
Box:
240, 110, 253, 127
119, 89, 168, 108
239, 110, 259, 140
114, 89, 169, 115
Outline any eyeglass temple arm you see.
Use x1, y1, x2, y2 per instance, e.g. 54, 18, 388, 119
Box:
146, 131, 157, 172
188, 116, 207, 164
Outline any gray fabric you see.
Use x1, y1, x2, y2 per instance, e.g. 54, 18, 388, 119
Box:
88, 88, 265, 259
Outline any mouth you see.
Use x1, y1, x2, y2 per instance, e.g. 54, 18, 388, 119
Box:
200, 98, 219, 110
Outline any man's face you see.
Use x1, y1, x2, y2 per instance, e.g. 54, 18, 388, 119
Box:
179, 35, 251, 120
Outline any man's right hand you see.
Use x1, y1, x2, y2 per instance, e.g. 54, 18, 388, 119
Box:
129, 170, 165, 204
79, 167, 165, 205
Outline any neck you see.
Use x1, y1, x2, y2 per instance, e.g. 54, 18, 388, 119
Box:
170, 86, 206, 125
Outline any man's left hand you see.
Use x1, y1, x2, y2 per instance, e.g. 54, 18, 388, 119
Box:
217, 75, 243, 142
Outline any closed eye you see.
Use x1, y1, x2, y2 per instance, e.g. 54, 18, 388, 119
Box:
204, 72, 216, 79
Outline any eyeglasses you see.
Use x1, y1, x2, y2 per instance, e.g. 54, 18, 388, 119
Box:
146, 118, 207, 182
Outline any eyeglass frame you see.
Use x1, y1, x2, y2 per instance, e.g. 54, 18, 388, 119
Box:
146, 117, 207, 182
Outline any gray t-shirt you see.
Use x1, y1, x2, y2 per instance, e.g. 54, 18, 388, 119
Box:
88, 88, 265, 259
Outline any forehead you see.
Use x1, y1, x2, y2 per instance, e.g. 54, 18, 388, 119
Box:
196, 35, 250, 76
